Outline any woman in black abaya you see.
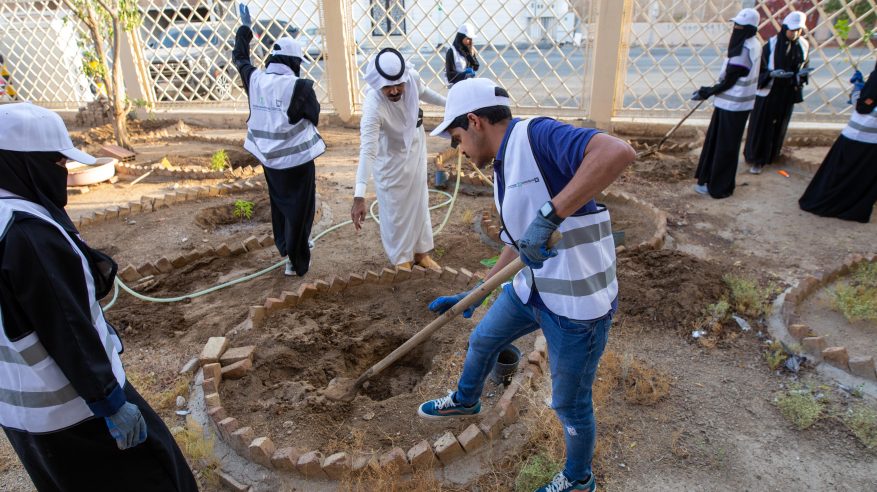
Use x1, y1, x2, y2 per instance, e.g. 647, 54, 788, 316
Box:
799, 64, 877, 223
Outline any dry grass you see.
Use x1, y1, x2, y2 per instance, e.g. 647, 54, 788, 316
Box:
723, 274, 776, 319
461, 209, 475, 225
172, 418, 220, 488
622, 358, 671, 405
844, 404, 877, 449
127, 370, 190, 412
832, 262, 877, 322
776, 385, 823, 430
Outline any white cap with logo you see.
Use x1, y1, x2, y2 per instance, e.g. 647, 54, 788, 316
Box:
272, 37, 309, 65
430, 78, 511, 138
731, 8, 760, 28
783, 11, 807, 31
0, 102, 96, 164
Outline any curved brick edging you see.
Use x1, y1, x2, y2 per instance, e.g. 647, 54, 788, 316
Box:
627, 138, 699, 155
195, 265, 547, 483
478, 190, 668, 253
772, 254, 877, 389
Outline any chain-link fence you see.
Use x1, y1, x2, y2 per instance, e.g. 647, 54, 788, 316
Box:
2, 0, 874, 122
620, 0, 877, 122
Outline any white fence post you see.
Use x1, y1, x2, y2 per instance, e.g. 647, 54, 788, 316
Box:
119, 29, 154, 109
589, 0, 633, 129
321, 0, 357, 122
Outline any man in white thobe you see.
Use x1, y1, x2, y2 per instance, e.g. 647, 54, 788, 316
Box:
351, 48, 447, 269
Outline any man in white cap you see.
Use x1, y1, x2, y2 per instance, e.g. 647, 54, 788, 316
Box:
234, 4, 325, 277
0, 103, 196, 490
350, 48, 447, 270
445, 23, 479, 87
417, 78, 634, 492
691, 7, 761, 199
744, 11, 811, 174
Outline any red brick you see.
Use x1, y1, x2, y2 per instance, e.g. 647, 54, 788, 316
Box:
479, 411, 504, 440
328, 276, 347, 293
322, 452, 351, 479
457, 423, 486, 453
221, 359, 252, 379
264, 297, 284, 313
207, 406, 226, 423
849, 356, 877, 381
434, 431, 465, 465
204, 392, 220, 408
258, 235, 275, 248
802, 337, 827, 361
201, 378, 218, 394
297, 283, 318, 301
230, 427, 254, 454
229, 244, 247, 256
136, 262, 160, 277
456, 268, 474, 288
365, 270, 380, 283
215, 243, 232, 257
406, 440, 435, 470
347, 273, 364, 287
215, 470, 247, 491
297, 451, 327, 478
271, 447, 306, 471
394, 266, 412, 282
440, 267, 458, 282
249, 306, 266, 327
248, 436, 275, 468
822, 347, 850, 371
202, 362, 222, 383
411, 265, 427, 279
117, 265, 141, 283
280, 291, 300, 308
243, 236, 261, 252
378, 447, 411, 475
314, 279, 330, 292
217, 417, 239, 441
220, 346, 255, 366
497, 397, 519, 425
788, 323, 812, 341
378, 267, 396, 285
200, 337, 229, 365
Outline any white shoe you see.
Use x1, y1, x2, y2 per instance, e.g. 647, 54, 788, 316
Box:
284, 260, 296, 277
749, 165, 763, 175
308, 239, 315, 250
693, 183, 709, 195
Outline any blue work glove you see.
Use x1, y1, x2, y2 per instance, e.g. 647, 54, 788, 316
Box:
428, 282, 486, 319
104, 402, 147, 450
238, 3, 252, 27
849, 70, 865, 104
770, 69, 794, 79
850, 69, 865, 85
515, 214, 559, 270
463, 67, 476, 77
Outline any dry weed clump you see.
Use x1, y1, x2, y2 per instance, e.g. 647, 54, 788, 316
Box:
776, 385, 823, 430
172, 418, 220, 488
844, 405, 877, 449
622, 359, 671, 405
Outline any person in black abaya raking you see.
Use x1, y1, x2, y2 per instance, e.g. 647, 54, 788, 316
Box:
744, 11, 811, 174
691, 8, 761, 199
0, 103, 197, 491
799, 63, 877, 223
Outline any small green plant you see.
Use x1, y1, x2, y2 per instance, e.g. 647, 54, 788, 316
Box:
434, 245, 447, 259
232, 200, 255, 221
706, 298, 732, 324
776, 385, 823, 430
844, 405, 877, 449
210, 149, 230, 171
764, 340, 788, 371
723, 274, 775, 318
831, 262, 877, 322
514, 453, 564, 492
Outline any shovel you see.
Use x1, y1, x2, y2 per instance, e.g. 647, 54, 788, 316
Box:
636, 99, 705, 159
321, 231, 562, 402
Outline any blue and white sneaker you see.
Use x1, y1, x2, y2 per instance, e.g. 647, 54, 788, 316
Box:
693, 183, 709, 195
417, 391, 480, 420
535, 472, 595, 492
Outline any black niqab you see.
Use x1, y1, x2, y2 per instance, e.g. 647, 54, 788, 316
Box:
266, 54, 302, 77
452, 32, 478, 69
728, 23, 758, 58
0, 149, 117, 297
773, 25, 804, 73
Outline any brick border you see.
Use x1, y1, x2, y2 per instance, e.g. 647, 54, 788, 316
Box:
776, 254, 877, 383
627, 138, 699, 155
198, 265, 547, 481
478, 190, 668, 253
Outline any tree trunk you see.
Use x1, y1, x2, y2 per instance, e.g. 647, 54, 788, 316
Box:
110, 15, 130, 149
83, 1, 113, 99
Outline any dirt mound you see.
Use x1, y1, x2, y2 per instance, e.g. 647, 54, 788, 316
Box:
194, 197, 272, 228
71, 119, 178, 146
616, 249, 727, 334
629, 154, 698, 183
162, 148, 260, 171
220, 279, 506, 452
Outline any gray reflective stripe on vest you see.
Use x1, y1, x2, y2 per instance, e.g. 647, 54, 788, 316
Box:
525, 260, 617, 297
716, 93, 756, 103
556, 221, 612, 251
0, 343, 49, 366
247, 118, 310, 140
0, 383, 79, 408
847, 120, 877, 134
254, 132, 324, 160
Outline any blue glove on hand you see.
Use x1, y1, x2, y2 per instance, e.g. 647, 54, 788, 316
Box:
770, 69, 794, 79
428, 282, 486, 319
515, 214, 559, 270
463, 67, 476, 77
105, 402, 147, 450
238, 3, 252, 27
850, 70, 865, 85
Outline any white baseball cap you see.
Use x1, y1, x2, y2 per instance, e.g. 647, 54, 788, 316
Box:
783, 11, 807, 31
0, 102, 96, 164
430, 78, 511, 138
731, 8, 760, 28
457, 23, 475, 40
272, 37, 308, 64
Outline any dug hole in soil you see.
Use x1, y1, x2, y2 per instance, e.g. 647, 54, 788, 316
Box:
221, 278, 513, 452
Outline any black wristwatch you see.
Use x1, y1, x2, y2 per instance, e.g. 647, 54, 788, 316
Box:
539, 201, 563, 226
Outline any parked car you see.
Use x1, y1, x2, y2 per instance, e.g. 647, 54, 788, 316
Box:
144, 24, 234, 101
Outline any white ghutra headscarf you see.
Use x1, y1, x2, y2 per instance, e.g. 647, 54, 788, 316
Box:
364, 48, 420, 148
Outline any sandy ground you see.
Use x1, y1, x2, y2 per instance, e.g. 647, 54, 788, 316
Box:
1, 124, 875, 491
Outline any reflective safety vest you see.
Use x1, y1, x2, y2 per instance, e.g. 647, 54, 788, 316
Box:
0, 196, 126, 433
757, 35, 809, 98
842, 106, 877, 144
495, 119, 618, 321
715, 36, 762, 112
244, 69, 326, 170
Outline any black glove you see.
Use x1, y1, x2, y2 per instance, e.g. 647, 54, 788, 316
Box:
691, 87, 712, 101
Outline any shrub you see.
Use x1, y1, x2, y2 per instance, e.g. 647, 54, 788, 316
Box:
210, 149, 230, 171
233, 200, 255, 221
776, 385, 823, 430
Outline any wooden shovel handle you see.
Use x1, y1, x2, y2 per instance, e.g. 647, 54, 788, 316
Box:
351, 231, 562, 388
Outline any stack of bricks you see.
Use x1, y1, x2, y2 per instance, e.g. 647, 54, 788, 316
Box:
209, 267, 546, 484
780, 255, 877, 383
75, 99, 112, 127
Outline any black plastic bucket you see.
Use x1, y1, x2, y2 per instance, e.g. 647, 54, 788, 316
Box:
490, 344, 522, 386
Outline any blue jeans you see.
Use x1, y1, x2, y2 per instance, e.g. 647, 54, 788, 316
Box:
455, 284, 611, 482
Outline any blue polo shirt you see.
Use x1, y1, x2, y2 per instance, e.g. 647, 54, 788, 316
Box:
493, 117, 617, 320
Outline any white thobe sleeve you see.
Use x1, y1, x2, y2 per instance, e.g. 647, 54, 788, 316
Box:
355, 93, 382, 198
419, 84, 447, 107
